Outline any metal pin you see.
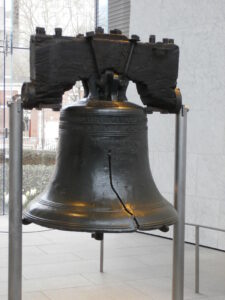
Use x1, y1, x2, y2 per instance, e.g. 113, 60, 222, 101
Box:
149, 35, 156, 43
55, 28, 62, 37
95, 27, 104, 34
110, 29, 122, 34
36, 27, 46, 35
168, 39, 174, 44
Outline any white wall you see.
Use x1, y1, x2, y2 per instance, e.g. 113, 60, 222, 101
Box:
128, 0, 225, 249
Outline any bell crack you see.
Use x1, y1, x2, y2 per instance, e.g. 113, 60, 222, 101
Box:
107, 150, 139, 229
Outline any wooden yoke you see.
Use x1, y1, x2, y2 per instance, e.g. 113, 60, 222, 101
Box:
22, 27, 181, 113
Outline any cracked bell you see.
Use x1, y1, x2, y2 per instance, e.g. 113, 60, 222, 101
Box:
23, 99, 177, 232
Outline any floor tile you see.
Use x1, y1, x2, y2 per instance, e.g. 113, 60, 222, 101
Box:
1, 291, 50, 300
1, 216, 225, 300
23, 274, 92, 292
44, 284, 151, 300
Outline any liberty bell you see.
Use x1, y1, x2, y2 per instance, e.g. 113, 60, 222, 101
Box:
22, 27, 181, 234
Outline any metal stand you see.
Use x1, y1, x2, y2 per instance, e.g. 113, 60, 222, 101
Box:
91, 232, 104, 273
100, 234, 104, 273
8, 96, 23, 300
6, 96, 188, 299
172, 105, 188, 300
195, 225, 199, 293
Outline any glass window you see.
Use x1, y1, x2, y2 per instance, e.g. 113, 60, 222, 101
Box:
97, 0, 108, 32
0, 0, 95, 214
16, 0, 95, 48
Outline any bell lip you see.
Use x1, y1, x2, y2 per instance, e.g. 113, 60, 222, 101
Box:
137, 216, 177, 231
22, 212, 136, 233
22, 212, 177, 233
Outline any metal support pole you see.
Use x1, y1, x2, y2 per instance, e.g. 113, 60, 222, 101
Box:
95, 0, 99, 28
8, 96, 23, 300
172, 105, 188, 300
195, 225, 200, 293
2, 0, 7, 215
41, 110, 45, 150
100, 234, 104, 273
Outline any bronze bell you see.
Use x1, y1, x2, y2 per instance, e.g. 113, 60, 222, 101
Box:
23, 99, 177, 232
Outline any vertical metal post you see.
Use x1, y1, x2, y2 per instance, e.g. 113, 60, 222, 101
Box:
2, 0, 7, 215
195, 225, 200, 293
41, 110, 45, 150
100, 233, 104, 273
172, 105, 188, 300
95, 0, 99, 28
8, 96, 23, 300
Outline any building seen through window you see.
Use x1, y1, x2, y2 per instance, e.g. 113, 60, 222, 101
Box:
0, 0, 94, 213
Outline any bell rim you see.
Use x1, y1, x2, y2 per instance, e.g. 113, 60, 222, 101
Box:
22, 211, 177, 233
22, 211, 137, 233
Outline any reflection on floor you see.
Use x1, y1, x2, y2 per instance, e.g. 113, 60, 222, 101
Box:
0, 216, 224, 300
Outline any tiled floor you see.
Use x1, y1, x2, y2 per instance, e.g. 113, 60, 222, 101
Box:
0, 216, 224, 300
